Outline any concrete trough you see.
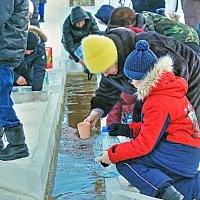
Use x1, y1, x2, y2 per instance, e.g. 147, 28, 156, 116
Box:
11, 90, 48, 104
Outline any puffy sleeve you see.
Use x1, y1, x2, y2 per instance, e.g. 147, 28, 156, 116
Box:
108, 102, 169, 163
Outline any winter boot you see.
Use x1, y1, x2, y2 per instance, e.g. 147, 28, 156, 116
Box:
0, 127, 4, 149
162, 185, 184, 200
39, 16, 45, 22
0, 123, 29, 161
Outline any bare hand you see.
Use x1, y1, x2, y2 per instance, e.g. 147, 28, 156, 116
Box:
84, 111, 100, 130
16, 76, 27, 85
97, 151, 112, 165
79, 60, 86, 67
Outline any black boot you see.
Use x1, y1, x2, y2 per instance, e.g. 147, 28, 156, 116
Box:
162, 185, 184, 200
39, 16, 45, 22
0, 127, 4, 149
0, 123, 29, 161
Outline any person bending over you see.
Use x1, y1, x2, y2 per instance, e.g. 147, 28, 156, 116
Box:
98, 40, 200, 200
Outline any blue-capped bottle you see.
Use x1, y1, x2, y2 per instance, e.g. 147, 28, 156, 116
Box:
118, 113, 132, 143
93, 126, 120, 178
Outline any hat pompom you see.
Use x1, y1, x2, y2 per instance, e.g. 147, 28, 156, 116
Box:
135, 40, 149, 51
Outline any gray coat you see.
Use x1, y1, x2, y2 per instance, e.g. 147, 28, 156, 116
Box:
182, 0, 200, 28
0, 0, 29, 67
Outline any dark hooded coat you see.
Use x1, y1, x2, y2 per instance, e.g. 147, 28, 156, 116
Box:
0, 0, 29, 67
14, 28, 47, 91
62, 6, 100, 62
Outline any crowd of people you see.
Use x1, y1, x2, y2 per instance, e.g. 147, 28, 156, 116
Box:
0, 0, 200, 199
0, 0, 48, 161
60, 2, 200, 200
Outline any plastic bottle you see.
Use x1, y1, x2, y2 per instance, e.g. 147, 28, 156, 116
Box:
126, 113, 133, 124
118, 113, 132, 143
93, 126, 120, 178
44, 71, 49, 85
62, 113, 67, 128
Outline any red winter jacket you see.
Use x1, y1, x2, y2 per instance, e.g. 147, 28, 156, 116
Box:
108, 55, 200, 163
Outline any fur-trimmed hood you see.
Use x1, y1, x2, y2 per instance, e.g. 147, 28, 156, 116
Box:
28, 25, 48, 42
136, 55, 188, 100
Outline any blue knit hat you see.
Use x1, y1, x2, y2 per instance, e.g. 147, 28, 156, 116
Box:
95, 5, 115, 25
124, 40, 158, 80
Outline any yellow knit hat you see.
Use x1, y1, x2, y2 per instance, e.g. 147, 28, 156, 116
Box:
82, 35, 118, 74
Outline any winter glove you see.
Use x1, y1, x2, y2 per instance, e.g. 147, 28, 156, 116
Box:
83, 66, 93, 81
132, 100, 143, 122
108, 123, 133, 138
101, 162, 109, 167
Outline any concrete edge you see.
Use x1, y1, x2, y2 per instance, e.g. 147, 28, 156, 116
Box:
0, 188, 35, 200
105, 176, 160, 200
11, 91, 48, 104
0, 68, 67, 200
26, 74, 66, 199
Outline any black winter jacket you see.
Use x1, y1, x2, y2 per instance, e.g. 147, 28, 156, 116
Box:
0, 0, 29, 67
91, 28, 200, 124
14, 26, 47, 91
61, 6, 100, 62
14, 41, 46, 91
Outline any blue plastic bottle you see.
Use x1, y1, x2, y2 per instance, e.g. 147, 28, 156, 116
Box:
93, 126, 120, 178
118, 114, 132, 143
126, 113, 133, 124
44, 71, 49, 85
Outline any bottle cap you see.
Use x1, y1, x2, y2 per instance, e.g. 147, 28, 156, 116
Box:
102, 126, 110, 132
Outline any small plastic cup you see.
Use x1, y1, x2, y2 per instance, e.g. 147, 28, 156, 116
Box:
77, 122, 91, 139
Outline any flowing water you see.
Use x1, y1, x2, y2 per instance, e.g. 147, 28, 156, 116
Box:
50, 73, 106, 200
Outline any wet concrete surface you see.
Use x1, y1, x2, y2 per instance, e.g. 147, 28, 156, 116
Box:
51, 73, 106, 200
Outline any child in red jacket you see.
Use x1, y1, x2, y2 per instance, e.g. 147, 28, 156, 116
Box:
98, 40, 200, 200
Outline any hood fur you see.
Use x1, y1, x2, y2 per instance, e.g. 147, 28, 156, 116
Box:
28, 25, 48, 42
137, 55, 174, 100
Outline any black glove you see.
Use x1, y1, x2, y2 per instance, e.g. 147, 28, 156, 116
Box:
108, 123, 133, 138
83, 66, 93, 81
101, 162, 110, 167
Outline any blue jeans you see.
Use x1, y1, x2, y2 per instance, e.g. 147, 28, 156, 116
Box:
39, 3, 45, 16
0, 65, 20, 128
